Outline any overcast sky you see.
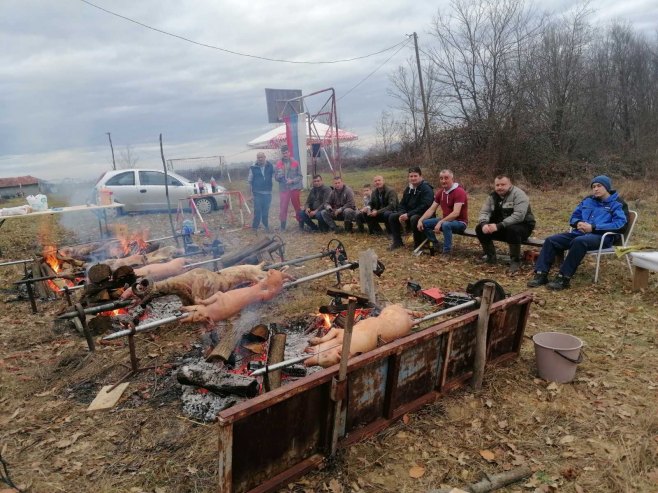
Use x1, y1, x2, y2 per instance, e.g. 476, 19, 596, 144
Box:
1, 0, 656, 181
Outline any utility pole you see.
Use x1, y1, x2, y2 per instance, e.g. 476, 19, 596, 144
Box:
412, 32, 433, 164
106, 132, 116, 170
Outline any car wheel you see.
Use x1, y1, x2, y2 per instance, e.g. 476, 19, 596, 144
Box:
104, 206, 124, 219
194, 197, 215, 214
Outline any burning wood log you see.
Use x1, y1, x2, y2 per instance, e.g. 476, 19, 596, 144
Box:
207, 320, 239, 363
41, 263, 68, 290
180, 270, 286, 323
177, 363, 259, 397
123, 263, 270, 305
303, 304, 415, 368
264, 333, 286, 391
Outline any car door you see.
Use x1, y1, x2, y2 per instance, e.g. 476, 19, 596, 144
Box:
103, 171, 139, 211
137, 170, 190, 211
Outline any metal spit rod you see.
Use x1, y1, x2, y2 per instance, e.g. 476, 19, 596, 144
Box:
411, 300, 478, 325
282, 262, 356, 288
102, 313, 190, 340
264, 251, 328, 270
58, 299, 135, 319
0, 259, 33, 267
184, 256, 224, 269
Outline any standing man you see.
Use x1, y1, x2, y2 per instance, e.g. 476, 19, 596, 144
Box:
476, 175, 535, 273
274, 145, 303, 231
528, 175, 628, 290
388, 166, 434, 250
247, 152, 274, 232
356, 175, 399, 234
319, 176, 357, 232
417, 169, 468, 255
299, 174, 332, 232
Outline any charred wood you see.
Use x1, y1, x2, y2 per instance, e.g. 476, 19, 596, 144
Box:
177, 364, 258, 397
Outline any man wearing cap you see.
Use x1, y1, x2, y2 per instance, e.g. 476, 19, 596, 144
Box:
248, 152, 274, 231
274, 145, 303, 231
527, 175, 628, 290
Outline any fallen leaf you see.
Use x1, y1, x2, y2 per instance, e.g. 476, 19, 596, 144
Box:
187, 465, 198, 474
402, 414, 410, 425
479, 449, 496, 462
55, 432, 83, 449
559, 435, 575, 445
409, 465, 425, 478
485, 399, 493, 408
561, 467, 579, 481
328, 478, 343, 493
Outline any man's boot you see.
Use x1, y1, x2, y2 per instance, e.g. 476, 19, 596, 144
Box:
280, 221, 287, 231
527, 272, 549, 288
479, 241, 497, 264
508, 244, 521, 274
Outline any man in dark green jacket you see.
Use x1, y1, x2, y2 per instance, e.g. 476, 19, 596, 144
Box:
388, 167, 434, 250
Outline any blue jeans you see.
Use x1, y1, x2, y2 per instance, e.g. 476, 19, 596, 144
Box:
422, 219, 466, 252
535, 232, 614, 278
252, 193, 272, 230
299, 210, 323, 231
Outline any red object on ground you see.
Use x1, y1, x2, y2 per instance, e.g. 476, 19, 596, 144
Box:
421, 287, 444, 305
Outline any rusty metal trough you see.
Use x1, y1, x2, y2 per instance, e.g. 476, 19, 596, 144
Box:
217, 291, 533, 493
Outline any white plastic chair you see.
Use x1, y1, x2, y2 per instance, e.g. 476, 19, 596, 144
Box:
587, 210, 638, 283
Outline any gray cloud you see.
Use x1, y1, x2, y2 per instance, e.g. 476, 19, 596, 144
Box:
0, 0, 654, 181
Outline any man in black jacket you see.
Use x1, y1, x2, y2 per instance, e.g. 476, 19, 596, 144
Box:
388, 167, 434, 250
299, 174, 332, 232
355, 175, 399, 234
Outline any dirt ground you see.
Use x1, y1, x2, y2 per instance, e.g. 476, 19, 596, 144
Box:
0, 176, 656, 493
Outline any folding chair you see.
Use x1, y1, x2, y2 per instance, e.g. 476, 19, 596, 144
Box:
587, 210, 638, 283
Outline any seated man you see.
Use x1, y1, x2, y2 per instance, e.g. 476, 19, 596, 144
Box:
388, 167, 434, 250
355, 175, 399, 234
476, 175, 535, 273
319, 176, 357, 232
528, 175, 628, 290
299, 174, 332, 232
417, 169, 468, 255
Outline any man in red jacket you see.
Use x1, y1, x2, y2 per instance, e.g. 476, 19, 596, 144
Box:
274, 145, 303, 231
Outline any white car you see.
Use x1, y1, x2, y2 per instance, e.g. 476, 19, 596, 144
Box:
93, 169, 225, 213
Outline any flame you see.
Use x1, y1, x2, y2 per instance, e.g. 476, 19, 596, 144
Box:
100, 308, 129, 317
42, 245, 60, 273
113, 225, 150, 256
319, 313, 332, 328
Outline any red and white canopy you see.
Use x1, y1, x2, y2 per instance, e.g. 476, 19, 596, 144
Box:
247, 122, 358, 149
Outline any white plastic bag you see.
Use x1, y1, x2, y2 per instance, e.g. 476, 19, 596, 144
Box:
0, 205, 32, 216
26, 194, 48, 211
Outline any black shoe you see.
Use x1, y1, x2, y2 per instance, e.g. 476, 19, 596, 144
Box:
478, 254, 497, 264
508, 259, 521, 274
388, 242, 404, 251
547, 274, 571, 290
527, 272, 549, 288
428, 243, 437, 256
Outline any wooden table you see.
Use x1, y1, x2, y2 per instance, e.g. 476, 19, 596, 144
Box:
630, 251, 658, 291
0, 203, 124, 254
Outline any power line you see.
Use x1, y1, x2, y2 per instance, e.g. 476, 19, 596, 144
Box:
78, 0, 409, 65
338, 37, 412, 101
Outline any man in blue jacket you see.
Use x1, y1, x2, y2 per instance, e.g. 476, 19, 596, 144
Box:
528, 175, 628, 290
247, 152, 274, 231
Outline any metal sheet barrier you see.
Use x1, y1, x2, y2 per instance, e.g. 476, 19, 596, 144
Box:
217, 292, 533, 493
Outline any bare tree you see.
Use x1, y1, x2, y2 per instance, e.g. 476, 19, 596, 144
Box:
375, 110, 398, 156
118, 145, 139, 169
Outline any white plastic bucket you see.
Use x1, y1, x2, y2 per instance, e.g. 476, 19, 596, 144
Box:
532, 332, 583, 383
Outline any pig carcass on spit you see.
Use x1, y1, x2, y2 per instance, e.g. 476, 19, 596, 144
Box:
123, 263, 270, 305
180, 269, 286, 323
104, 246, 182, 270
303, 304, 415, 367
133, 257, 189, 281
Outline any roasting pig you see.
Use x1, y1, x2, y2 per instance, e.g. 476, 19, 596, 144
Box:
303, 304, 415, 367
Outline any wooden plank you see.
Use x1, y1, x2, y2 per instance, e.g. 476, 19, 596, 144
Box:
472, 283, 495, 390
633, 266, 649, 292
218, 421, 233, 493
86, 383, 129, 411
358, 249, 378, 304
460, 228, 544, 247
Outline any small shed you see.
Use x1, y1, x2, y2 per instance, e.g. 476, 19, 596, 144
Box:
0, 176, 41, 198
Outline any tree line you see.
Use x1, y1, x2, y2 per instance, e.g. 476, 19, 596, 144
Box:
377, 0, 658, 184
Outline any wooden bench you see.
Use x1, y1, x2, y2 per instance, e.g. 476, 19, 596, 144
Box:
459, 228, 545, 248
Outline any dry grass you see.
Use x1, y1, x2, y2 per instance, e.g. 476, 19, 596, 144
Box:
0, 173, 656, 492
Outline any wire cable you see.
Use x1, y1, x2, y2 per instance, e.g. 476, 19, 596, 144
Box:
338, 36, 412, 101
78, 0, 408, 64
